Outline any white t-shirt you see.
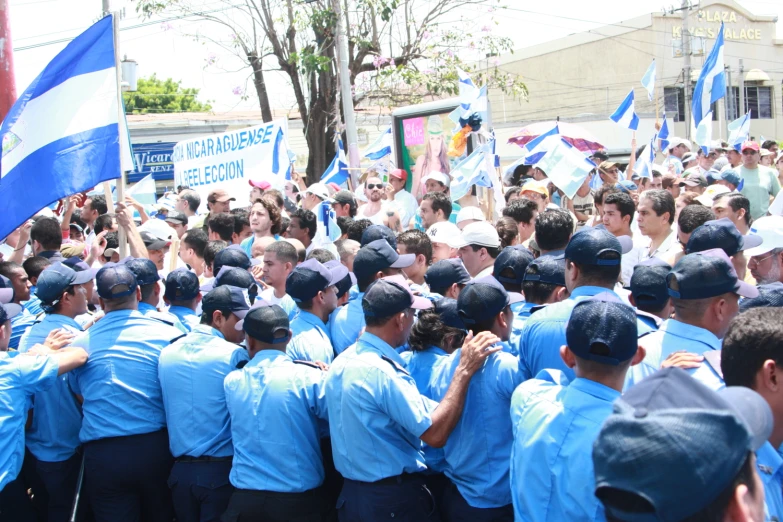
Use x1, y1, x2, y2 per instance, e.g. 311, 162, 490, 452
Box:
358, 202, 391, 226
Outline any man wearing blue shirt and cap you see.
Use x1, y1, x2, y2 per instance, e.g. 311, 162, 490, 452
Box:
124, 257, 187, 333
162, 268, 202, 331
685, 217, 763, 281
520, 255, 568, 326
68, 264, 183, 522
286, 258, 347, 363
430, 276, 524, 521
424, 259, 471, 299
626, 258, 672, 334
0, 264, 37, 350
158, 285, 249, 522
329, 239, 415, 353
326, 274, 501, 521
510, 297, 646, 522
223, 304, 330, 521
493, 246, 534, 354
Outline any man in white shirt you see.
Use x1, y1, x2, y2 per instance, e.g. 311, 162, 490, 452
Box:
448, 221, 501, 279
603, 192, 644, 286
637, 190, 677, 260
386, 169, 417, 229
357, 175, 401, 229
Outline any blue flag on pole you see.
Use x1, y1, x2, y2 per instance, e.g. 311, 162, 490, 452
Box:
271, 127, 291, 180
0, 15, 130, 240
534, 138, 596, 199
321, 137, 349, 185
658, 113, 670, 152
450, 141, 496, 202
692, 23, 725, 129
728, 112, 751, 152
363, 127, 392, 161
641, 59, 656, 102
520, 124, 560, 166
609, 89, 640, 130
635, 137, 656, 179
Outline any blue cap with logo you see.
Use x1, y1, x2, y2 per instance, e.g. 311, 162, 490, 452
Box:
96, 264, 138, 299
361, 224, 397, 249
686, 218, 763, 257
627, 258, 672, 310
494, 246, 534, 284
36, 262, 94, 306
286, 258, 349, 302
362, 274, 432, 318
594, 367, 772, 522
457, 275, 523, 326
213, 245, 255, 275
668, 248, 758, 300
565, 227, 631, 266
739, 282, 783, 312
236, 303, 290, 344
123, 257, 161, 286
353, 239, 415, 282
566, 294, 638, 365
424, 259, 471, 293
164, 268, 200, 301
201, 285, 250, 318
523, 254, 566, 287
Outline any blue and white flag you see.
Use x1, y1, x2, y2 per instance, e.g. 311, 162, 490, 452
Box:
520, 124, 560, 165
695, 112, 713, 154
641, 60, 656, 102
126, 173, 157, 206
658, 113, 670, 152
728, 111, 751, 152
692, 23, 725, 129
321, 137, 349, 185
450, 141, 496, 202
453, 68, 488, 127
635, 137, 656, 180
363, 126, 392, 161
609, 89, 640, 131
534, 138, 596, 199
271, 127, 292, 180
0, 15, 132, 240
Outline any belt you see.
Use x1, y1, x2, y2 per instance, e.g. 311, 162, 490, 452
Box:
176, 455, 232, 463
370, 472, 423, 486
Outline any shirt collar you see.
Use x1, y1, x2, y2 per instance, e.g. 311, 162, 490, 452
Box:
757, 441, 783, 483
246, 349, 289, 368
569, 377, 622, 403
659, 319, 722, 350
297, 309, 327, 327
44, 313, 84, 331
358, 332, 404, 365
191, 323, 226, 340
569, 286, 618, 300
169, 305, 197, 315
138, 302, 157, 313
424, 345, 448, 356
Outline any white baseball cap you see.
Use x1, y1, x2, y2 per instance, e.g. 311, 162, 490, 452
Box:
695, 184, 731, 206
455, 206, 486, 225
422, 171, 450, 188
667, 137, 691, 152
426, 221, 461, 245
447, 221, 501, 249
745, 216, 783, 257
305, 182, 334, 202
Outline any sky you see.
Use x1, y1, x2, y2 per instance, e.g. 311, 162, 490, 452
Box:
8, 0, 783, 114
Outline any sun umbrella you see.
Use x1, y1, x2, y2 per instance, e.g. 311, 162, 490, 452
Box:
508, 121, 604, 154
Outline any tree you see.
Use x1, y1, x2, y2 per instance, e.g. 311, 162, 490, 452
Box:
137, 0, 526, 184
123, 74, 213, 114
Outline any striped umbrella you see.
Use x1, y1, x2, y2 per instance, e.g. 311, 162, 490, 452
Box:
508, 121, 604, 154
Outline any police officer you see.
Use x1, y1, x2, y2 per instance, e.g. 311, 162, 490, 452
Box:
124, 257, 187, 333
68, 264, 183, 522
626, 258, 673, 334
493, 246, 534, 354
520, 255, 568, 325
286, 259, 347, 363
430, 276, 525, 521
0, 301, 88, 521
325, 275, 500, 521
222, 304, 329, 521
17, 262, 93, 522
158, 285, 250, 522
423, 259, 471, 299
510, 297, 645, 521
162, 268, 201, 331
325, 260, 355, 307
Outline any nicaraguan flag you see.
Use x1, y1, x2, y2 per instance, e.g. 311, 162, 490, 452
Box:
535, 138, 596, 199
641, 60, 656, 102
271, 127, 291, 180
658, 113, 670, 152
0, 15, 131, 240
635, 137, 656, 179
363, 127, 392, 161
450, 141, 495, 202
728, 111, 751, 152
695, 112, 713, 154
609, 89, 640, 130
692, 23, 725, 129
321, 137, 349, 185
521, 124, 560, 165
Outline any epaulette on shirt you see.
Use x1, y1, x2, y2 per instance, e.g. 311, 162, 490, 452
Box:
169, 333, 188, 344
529, 304, 550, 315
381, 355, 410, 376
149, 312, 176, 327
703, 350, 723, 380
293, 360, 323, 370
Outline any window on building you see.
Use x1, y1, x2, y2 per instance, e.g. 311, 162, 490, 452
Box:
723, 86, 771, 121
664, 86, 719, 122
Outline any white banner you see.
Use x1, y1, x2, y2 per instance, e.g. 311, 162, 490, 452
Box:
173, 119, 289, 211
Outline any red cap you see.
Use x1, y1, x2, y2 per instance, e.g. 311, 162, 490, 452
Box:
248, 179, 272, 190
327, 182, 342, 193
741, 141, 760, 152
390, 168, 408, 181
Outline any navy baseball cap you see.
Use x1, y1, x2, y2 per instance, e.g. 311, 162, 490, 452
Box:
457, 276, 523, 326
214, 266, 257, 290
36, 262, 94, 305
325, 260, 356, 299
424, 259, 471, 293
565, 227, 631, 266
201, 285, 250, 318
0, 302, 22, 323
237, 304, 290, 344
615, 180, 638, 194
433, 297, 465, 330
523, 254, 566, 287
124, 257, 161, 286
0, 274, 15, 304
362, 274, 432, 318
594, 367, 772, 522
213, 245, 256, 275
493, 246, 534, 284
286, 258, 349, 302
566, 296, 638, 365
720, 168, 741, 188
361, 224, 398, 249
353, 239, 415, 282
140, 231, 170, 251
627, 258, 672, 310
668, 248, 758, 300
164, 268, 200, 301
62, 256, 98, 278
686, 218, 763, 256
739, 282, 783, 312
95, 265, 138, 299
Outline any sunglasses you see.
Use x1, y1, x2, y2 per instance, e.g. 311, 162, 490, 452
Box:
366, 183, 384, 189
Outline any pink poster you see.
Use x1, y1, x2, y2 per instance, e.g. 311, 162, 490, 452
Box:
403, 117, 425, 146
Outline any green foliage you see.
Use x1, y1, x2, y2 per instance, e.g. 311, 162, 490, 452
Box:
123, 74, 213, 114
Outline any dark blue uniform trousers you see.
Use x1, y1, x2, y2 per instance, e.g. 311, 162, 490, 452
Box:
221, 486, 327, 522
441, 480, 513, 522
336, 474, 440, 522
83, 429, 174, 522
34, 451, 87, 522
168, 458, 234, 522
0, 474, 37, 522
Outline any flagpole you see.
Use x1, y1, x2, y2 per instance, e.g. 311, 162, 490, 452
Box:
111, 12, 128, 258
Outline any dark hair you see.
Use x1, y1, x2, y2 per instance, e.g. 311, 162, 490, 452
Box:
495, 217, 519, 249
423, 192, 453, 219
715, 192, 752, 227
265, 240, 298, 265
200, 308, 233, 326
522, 280, 560, 304
678, 205, 716, 234
534, 209, 573, 251
504, 186, 522, 203
0, 261, 23, 279
568, 259, 621, 288
603, 192, 636, 223
264, 189, 285, 209
30, 217, 62, 251
179, 190, 201, 213
252, 197, 283, 235
140, 283, 157, 302
23, 256, 51, 281
337, 216, 353, 236
357, 266, 398, 293
722, 308, 783, 389
468, 244, 500, 259
103, 232, 119, 256
86, 195, 108, 215
409, 309, 467, 352
661, 174, 677, 191
182, 228, 208, 258
204, 240, 228, 270
397, 230, 432, 265
502, 197, 538, 225
347, 219, 373, 243
291, 208, 317, 240
231, 208, 250, 238
207, 213, 235, 242
762, 140, 777, 151
306, 248, 336, 263
594, 185, 619, 206
94, 214, 116, 235
640, 189, 676, 225
365, 313, 399, 328
279, 216, 290, 236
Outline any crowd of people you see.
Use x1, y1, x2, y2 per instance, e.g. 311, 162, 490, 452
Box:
1, 135, 783, 522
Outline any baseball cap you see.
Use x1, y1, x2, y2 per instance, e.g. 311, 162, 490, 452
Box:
455, 206, 485, 225
0, 275, 16, 307
565, 227, 630, 266
422, 171, 450, 187
627, 258, 671, 310
36, 262, 94, 306
741, 140, 760, 152
679, 171, 708, 188
362, 274, 432, 317
760, 148, 774, 158
594, 367, 772, 522
202, 285, 250, 319
523, 254, 566, 286
62, 256, 97, 278
739, 282, 783, 312
433, 297, 465, 330
457, 275, 523, 325
744, 216, 783, 257
248, 179, 272, 190
694, 184, 731, 206
208, 188, 236, 203
680, 152, 697, 164
718, 168, 741, 188
213, 245, 254, 275
95, 265, 138, 299
140, 231, 170, 251
685, 218, 763, 256
69, 222, 84, 233
353, 239, 415, 282
332, 190, 357, 209
493, 246, 534, 284
214, 266, 257, 290
304, 182, 334, 202
0, 302, 22, 323
424, 259, 471, 293
615, 180, 638, 194
389, 168, 408, 181
426, 221, 461, 246
591, 151, 609, 162
361, 224, 397, 249
667, 137, 691, 151
447, 221, 501, 249
667, 248, 758, 300
165, 211, 188, 226
286, 258, 348, 302
124, 257, 161, 286
164, 268, 200, 301
520, 179, 549, 198
566, 296, 638, 365
325, 260, 356, 299
237, 304, 290, 344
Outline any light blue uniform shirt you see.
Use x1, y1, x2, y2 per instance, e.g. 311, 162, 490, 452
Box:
9, 307, 38, 350
68, 309, 182, 442
0, 352, 59, 491
510, 370, 618, 521
23, 293, 44, 316
506, 301, 535, 356
224, 350, 328, 492
158, 324, 249, 458
288, 310, 335, 364
138, 301, 188, 334
757, 442, 783, 522
329, 292, 365, 354
325, 333, 437, 482
18, 315, 83, 462
167, 305, 200, 332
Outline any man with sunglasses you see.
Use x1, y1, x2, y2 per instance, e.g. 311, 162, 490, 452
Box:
357, 175, 401, 230
739, 141, 780, 220
746, 216, 783, 285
